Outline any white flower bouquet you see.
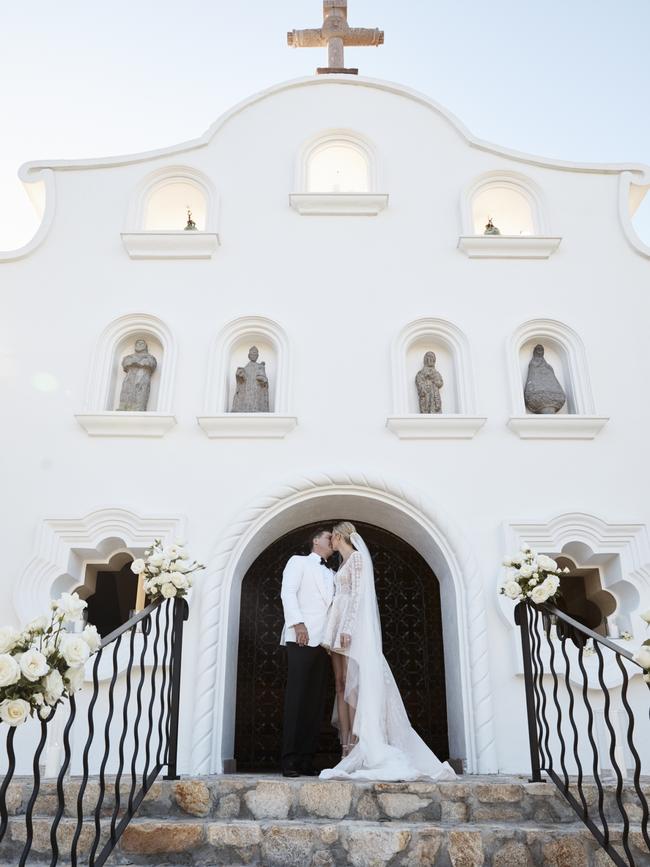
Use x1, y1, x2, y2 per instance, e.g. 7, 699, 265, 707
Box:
0, 593, 100, 726
500, 546, 567, 606
633, 609, 650, 684
131, 539, 203, 603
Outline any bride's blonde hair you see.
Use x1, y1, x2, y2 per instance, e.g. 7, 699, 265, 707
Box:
332, 521, 356, 544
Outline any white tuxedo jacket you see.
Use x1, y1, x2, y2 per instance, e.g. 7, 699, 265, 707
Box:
280, 552, 334, 647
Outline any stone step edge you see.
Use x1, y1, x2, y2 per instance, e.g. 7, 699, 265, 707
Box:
5, 816, 639, 833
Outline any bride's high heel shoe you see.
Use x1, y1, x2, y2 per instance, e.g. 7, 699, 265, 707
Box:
341, 742, 352, 758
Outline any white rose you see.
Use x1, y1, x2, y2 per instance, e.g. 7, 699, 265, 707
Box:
0, 654, 21, 687
149, 553, 164, 567
0, 626, 20, 654
42, 669, 64, 705
19, 648, 49, 682
81, 625, 101, 653
170, 572, 189, 590
0, 698, 31, 726
60, 636, 90, 668
160, 583, 177, 599
163, 546, 178, 560
537, 554, 558, 572
519, 565, 533, 579
633, 646, 650, 670
529, 578, 538, 586
502, 558, 512, 568
640, 609, 650, 625
65, 666, 85, 692
32, 693, 44, 706
26, 616, 49, 634
39, 706, 51, 720
55, 593, 87, 623
502, 581, 523, 600
531, 585, 552, 605
544, 575, 560, 593
175, 547, 189, 560
130, 559, 146, 575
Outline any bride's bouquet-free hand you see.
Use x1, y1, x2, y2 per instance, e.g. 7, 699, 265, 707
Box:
130, 539, 204, 603
500, 546, 567, 605
0, 592, 101, 726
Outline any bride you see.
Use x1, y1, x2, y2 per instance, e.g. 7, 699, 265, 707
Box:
320, 521, 456, 782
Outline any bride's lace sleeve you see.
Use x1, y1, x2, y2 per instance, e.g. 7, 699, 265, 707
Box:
341, 551, 363, 636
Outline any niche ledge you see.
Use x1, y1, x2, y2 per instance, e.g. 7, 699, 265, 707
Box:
121, 231, 220, 259
75, 412, 177, 437
507, 415, 609, 440
197, 414, 298, 439
289, 193, 388, 216
386, 415, 487, 440
457, 235, 562, 259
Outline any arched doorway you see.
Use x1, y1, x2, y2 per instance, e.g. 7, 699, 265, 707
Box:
234, 521, 450, 772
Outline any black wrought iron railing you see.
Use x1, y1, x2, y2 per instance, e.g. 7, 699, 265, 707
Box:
0, 595, 188, 866
516, 601, 650, 867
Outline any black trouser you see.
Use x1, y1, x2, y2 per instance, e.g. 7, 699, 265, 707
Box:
281, 642, 328, 771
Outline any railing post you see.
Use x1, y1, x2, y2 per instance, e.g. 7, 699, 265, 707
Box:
164, 597, 189, 781
515, 601, 543, 783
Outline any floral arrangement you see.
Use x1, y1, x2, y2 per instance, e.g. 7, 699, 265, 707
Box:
633, 609, 650, 685
130, 540, 203, 603
500, 546, 568, 605
0, 593, 100, 726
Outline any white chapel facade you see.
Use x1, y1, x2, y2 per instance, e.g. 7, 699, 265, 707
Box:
3, 33, 650, 775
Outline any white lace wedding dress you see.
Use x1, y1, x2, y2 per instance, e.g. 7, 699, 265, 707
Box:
319, 533, 456, 782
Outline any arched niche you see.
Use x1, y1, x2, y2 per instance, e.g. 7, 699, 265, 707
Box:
198, 315, 297, 439
74, 314, 177, 437
121, 166, 220, 259
15, 508, 185, 625
500, 513, 650, 688
458, 172, 560, 259
387, 318, 486, 439
290, 130, 388, 216
107, 331, 164, 412
507, 319, 608, 439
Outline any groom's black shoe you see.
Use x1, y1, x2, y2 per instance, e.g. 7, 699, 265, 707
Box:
281, 766, 300, 778
299, 763, 319, 776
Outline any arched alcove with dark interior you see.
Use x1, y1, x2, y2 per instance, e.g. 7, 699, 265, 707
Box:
234, 521, 450, 772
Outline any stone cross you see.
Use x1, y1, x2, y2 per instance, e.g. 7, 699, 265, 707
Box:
287, 1, 384, 76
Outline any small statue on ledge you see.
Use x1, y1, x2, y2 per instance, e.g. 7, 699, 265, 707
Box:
415, 351, 444, 414
484, 217, 501, 235
184, 207, 197, 231
118, 339, 158, 412
231, 346, 270, 413
524, 344, 566, 414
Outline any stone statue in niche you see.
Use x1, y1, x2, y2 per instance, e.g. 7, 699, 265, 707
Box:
484, 217, 501, 235
415, 351, 444, 414
524, 344, 566, 414
231, 346, 270, 413
117, 339, 158, 411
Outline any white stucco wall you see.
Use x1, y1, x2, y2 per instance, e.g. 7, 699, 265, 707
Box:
2, 76, 649, 776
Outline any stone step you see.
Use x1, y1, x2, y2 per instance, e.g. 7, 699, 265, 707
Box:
1, 816, 647, 866
5, 774, 649, 827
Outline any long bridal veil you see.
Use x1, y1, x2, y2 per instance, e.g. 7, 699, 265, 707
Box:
320, 532, 456, 782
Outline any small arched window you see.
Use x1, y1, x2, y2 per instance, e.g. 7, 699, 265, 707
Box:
144, 179, 207, 231
122, 166, 219, 259
306, 141, 370, 193
290, 131, 387, 216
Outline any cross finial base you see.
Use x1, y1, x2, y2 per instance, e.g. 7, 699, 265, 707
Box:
316, 66, 358, 75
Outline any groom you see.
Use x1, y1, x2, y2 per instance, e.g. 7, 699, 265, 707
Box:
279, 528, 334, 776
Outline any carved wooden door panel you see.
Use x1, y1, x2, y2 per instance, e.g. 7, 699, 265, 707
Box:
235, 522, 449, 771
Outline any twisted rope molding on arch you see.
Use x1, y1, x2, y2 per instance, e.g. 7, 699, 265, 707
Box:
190, 469, 497, 774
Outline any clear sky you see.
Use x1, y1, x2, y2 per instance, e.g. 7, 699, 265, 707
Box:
1, 0, 649, 249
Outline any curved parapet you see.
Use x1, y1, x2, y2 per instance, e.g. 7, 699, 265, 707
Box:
0, 168, 55, 263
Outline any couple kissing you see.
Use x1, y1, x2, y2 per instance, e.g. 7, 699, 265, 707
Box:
279, 523, 456, 782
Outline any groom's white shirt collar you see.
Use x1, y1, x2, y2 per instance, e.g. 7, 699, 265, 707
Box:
308, 551, 325, 565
